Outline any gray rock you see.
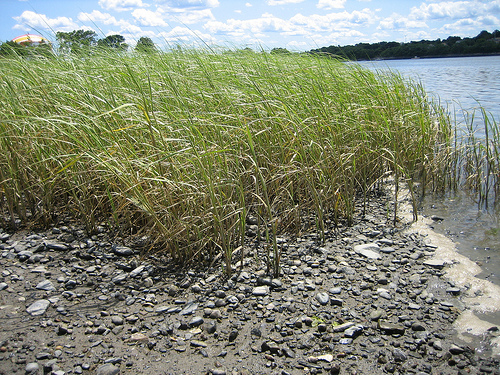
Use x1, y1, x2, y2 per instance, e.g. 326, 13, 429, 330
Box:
112, 245, 134, 256
111, 316, 124, 325
17, 250, 33, 261
423, 259, 446, 268
96, 363, 120, 375
25, 362, 39, 374
449, 344, 465, 355
27, 299, 50, 316
446, 287, 461, 295
377, 320, 405, 335
332, 322, 355, 333
112, 273, 128, 284
129, 265, 145, 278
44, 241, 69, 251
432, 340, 443, 350
315, 292, 329, 306
0, 282, 8, 290
189, 316, 204, 327
393, 348, 407, 362
354, 243, 381, 259
370, 310, 384, 321
329, 287, 342, 294
344, 325, 364, 338
180, 301, 199, 316
252, 286, 270, 296
36, 279, 56, 291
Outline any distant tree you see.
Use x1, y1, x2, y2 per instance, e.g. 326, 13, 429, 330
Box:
135, 37, 156, 53
309, 29, 500, 60
270, 47, 291, 55
56, 30, 98, 55
475, 30, 492, 40
98, 34, 128, 51
0, 40, 53, 58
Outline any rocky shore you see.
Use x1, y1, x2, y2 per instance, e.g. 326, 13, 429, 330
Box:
1, 196, 499, 375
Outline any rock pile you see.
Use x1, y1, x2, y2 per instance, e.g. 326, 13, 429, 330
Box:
0, 199, 499, 374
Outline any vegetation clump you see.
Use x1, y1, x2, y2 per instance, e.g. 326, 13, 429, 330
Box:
0, 48, 454, 274
311, 29, 500, 60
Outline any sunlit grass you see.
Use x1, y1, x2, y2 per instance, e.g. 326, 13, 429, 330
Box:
0, 48, 453, 275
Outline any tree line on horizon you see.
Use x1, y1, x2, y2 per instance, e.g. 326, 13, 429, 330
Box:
310, 30, 500, 60
0, 29, 157, 57
1, 29, 499, 59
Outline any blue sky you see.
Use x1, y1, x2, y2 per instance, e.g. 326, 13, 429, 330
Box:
2, 0, 499, 51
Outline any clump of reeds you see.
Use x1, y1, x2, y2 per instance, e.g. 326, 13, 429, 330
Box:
0, 48, 452, 275
453, 108, 500, 206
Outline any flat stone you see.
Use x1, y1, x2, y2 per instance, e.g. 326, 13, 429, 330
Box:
44, 241, 68, 251
252, 286, 270, 296
36, 279, 56, 291
111, 273, 128, 284
332, 322, 355, 333
449, 344, 465, 355
128, 333, 149, 343
31, 266, 48, 273
354, 243, 381, 259
190, 340, 208, 348
129, 265, 145, 278
315, 292, 329, 305
96, 363, 120, 375
344, 325, 364, 338
312, 354, 334, 362
25, 362, 39, 374
189, 316, 204, 327
180, 301, 199, 316
111, 316, 124, 325
446, 287, 461, 295
113, 245, 134, 256
0, 282, 8, 291
370, 310, 384, 321
329, 287, 342, 294
377, 320, 405, 335
423, 259, 446, 268
27, 299, 50, 316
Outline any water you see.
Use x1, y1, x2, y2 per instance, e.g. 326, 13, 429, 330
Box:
359, 56, 500, 288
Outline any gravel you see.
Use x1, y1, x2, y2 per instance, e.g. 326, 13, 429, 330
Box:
0, 195, 499, 374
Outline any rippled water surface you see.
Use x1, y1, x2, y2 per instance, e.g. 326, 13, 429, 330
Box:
360, 56, 500, 287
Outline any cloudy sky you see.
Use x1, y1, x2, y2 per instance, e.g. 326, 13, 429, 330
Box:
2, 0, 499, 51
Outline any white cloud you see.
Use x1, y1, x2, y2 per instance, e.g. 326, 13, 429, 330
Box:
13, 10, 78, 32
158, 6, 215, 24
154, 0, 219, 8
246, 2, 253, 6
132, 9, 168, 26
317, 0, 346, 10
268, 0, 305, 5
158, 25, 216, 44
409, 0, 500, 21
440, 14, 500, 35
290, 8, 377, 31
378, 13, 428, 30
205, 13, 296, 37
78, 10, 118, 25
98, 0, 148, 12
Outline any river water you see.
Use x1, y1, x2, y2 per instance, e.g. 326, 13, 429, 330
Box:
359, 56, 500, 319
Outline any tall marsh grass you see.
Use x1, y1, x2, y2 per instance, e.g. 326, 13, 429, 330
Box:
0, 49, 452, 274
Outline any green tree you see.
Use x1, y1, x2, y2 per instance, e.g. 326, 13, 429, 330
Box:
56, 30, 98, 55
0, 40, 53, 58
270, 47, 291, 55
98, 34, 128, 50
135, 36, 156, 53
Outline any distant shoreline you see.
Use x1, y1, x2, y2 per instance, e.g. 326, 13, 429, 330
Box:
356, 52, 500, 62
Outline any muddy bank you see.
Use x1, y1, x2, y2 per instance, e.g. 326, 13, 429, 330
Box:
0, 194, 499, 375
